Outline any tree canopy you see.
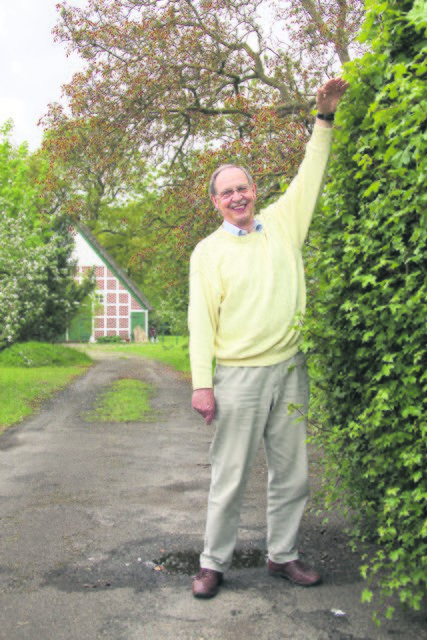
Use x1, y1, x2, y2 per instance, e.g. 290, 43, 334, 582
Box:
43, 0, 364, 207
40, 0, 365, 313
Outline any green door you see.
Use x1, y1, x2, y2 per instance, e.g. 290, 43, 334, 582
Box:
68, 298, 92, 342
131, 312, 145, 341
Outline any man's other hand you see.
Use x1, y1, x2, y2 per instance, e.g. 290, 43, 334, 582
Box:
192, 388, 216, 425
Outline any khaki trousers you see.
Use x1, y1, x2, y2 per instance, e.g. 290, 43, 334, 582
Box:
200, 352, 310, 573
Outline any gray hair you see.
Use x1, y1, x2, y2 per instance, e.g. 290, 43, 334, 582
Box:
209, 164, 254, 196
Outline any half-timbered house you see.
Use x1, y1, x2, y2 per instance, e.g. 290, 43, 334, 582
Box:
66, 224, 152, 342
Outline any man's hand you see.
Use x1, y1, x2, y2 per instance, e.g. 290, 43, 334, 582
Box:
316, 77, 349, 115
192, 388, 216, 425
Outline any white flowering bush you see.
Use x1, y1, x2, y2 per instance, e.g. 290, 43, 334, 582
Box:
0, 122, 94, 348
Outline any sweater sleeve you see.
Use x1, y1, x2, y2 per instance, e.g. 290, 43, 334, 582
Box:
266, 123, 333, 248
188, 243, 221, 389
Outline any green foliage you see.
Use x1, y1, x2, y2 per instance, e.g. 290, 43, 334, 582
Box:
0, 124, 95, 347
305, 0, 427, 618
150, 296, 188, 336
0, 341, 93, 368
87, 189, 188, 320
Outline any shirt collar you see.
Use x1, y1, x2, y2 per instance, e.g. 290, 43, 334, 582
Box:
222, 219, 263, 236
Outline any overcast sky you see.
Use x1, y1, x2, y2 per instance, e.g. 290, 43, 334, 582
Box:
0, 0, 86, 150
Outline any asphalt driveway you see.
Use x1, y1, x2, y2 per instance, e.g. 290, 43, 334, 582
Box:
0, 351, 426, 639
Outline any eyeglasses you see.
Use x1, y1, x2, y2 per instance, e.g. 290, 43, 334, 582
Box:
216, 185, 252, 201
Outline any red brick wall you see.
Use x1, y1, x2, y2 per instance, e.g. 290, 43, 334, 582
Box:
76, 265, 143, 340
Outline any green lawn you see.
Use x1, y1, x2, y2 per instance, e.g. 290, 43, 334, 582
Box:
0, 338, 189, 433
81, 336, 191, 375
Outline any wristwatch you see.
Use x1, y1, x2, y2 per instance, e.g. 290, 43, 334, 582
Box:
316, 112, 335, 121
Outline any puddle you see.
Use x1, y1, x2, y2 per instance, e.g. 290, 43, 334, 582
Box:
153, 548, 267, 575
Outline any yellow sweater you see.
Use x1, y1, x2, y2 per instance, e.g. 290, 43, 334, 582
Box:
189, 124, 333, 390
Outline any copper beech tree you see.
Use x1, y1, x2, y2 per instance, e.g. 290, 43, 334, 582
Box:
42, 0, 364, 290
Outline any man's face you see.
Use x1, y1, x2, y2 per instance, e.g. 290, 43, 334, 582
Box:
210, 167, 257, 232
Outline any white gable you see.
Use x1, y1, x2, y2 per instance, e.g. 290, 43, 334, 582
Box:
72, 230, 104, 267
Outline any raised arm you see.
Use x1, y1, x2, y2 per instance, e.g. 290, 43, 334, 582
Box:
264, 77, 349, 247
316, 77, 349, 127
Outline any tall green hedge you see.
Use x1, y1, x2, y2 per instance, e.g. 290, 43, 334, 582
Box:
305, 0, 427, 618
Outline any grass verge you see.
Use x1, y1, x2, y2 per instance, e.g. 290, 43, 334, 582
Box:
0, 342, 92, 434
84, 379, 157, 423
0, 366, 91, 434
0, 341, 92, 367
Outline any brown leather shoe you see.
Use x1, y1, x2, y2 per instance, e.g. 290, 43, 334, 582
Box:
192, 568, 224, 598
268, 559, 321, 587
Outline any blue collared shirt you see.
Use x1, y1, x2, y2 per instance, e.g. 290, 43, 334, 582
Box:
222, 219, 263, 236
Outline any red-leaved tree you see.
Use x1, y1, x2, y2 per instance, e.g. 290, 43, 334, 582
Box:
41, 0, 364, 306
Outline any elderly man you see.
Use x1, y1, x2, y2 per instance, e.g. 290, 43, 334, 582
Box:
188, 78, 348, 598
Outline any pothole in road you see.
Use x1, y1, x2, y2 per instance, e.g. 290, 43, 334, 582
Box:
153, 548, 267, 575
43, 545, 268, 593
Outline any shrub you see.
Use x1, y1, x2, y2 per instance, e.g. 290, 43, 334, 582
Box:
96, 335, 123, 344
304, 0, 427, 619
0, 342, 92, 367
